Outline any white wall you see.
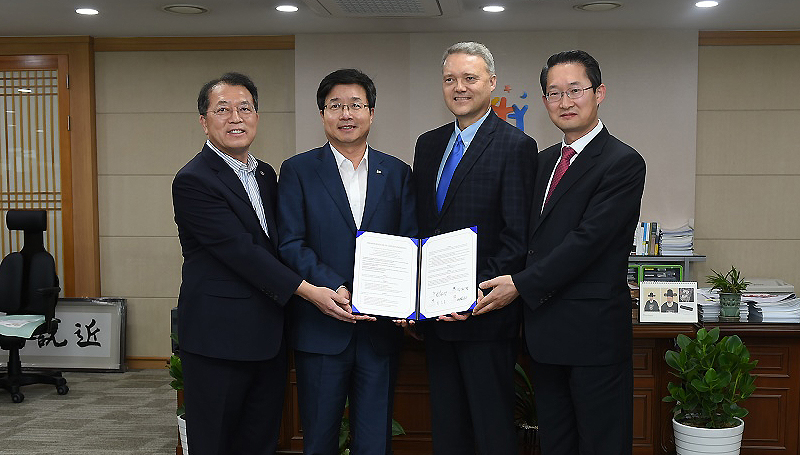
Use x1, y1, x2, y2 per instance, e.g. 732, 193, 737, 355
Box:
693, 44, 800, 286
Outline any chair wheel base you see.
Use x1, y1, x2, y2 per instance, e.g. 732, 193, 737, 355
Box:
11, 392, 24, 403
56, 384, 69, 395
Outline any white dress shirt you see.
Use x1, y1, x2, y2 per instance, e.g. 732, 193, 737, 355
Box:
541, 119, 604, 213
207, 140, 270, 237
330, 144, 368, 229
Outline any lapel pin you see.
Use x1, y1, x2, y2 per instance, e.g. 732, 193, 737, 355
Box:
259, 170, 265, 176
376, 169, 382, 174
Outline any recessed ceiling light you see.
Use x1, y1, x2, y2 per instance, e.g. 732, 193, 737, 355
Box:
162, 4, 209, 14
574, 2, 622, 12
276, 5, 299, 12
482, 5, 505, 13
695, 1, 718, 7
75, 8, 99, 15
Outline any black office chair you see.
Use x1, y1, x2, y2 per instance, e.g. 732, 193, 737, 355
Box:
0, 210, 68, 403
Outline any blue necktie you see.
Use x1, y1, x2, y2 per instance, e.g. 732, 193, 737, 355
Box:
436, 135, 464, 212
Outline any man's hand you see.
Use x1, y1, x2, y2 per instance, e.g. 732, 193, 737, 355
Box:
437, 312, 470, 322
338, 286, 376, 321
296, 281, 360, 323
436, 288, 484, 322
473, 275, 519, 315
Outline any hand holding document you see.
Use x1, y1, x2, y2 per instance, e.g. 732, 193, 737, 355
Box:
352, 227, 477, 319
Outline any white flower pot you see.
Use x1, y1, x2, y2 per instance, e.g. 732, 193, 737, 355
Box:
673, 417, 744, 455
177, 414, 189, 455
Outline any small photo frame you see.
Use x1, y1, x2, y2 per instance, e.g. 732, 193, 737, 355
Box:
639, 281, 698, 323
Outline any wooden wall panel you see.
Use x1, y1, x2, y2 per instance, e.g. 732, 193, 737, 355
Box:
0, 37, 98, 297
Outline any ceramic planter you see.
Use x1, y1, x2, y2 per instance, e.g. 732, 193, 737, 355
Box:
718, 292, 742, 321
672, 417, 743, 455
177, 414, 189, 455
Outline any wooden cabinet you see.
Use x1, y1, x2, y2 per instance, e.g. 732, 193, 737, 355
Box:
632, 323, 800, 455
278, 324, 800, 455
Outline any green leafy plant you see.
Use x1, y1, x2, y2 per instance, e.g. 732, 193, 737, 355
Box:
168, 333, 185, 416
513, 363, 537, 429
706, 266, 750, 294
338, 398, 405, 455
663, 327, 757, 429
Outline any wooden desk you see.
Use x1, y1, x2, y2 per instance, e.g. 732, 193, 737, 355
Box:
634, 323, 800, 455
278, 323, 800, 455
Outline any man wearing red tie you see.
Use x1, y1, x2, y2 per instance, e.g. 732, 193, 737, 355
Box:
476, 50, 646, 454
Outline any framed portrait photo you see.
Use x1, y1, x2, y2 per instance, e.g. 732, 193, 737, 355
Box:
639, 281, 698, 323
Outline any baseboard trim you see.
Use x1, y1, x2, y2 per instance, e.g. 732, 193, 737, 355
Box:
126, 356, 169, 370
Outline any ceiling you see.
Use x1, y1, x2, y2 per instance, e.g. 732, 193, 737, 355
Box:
2, 0, 799, 37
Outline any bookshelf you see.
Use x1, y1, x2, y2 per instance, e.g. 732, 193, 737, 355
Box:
629, 255, 706, 280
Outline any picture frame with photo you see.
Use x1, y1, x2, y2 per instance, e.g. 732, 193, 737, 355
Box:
639, 281, 698, 323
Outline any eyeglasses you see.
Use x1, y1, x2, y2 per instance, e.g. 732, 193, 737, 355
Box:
544, 86, 593, 103
207, 104, 255, 118
324, 102, 369, 112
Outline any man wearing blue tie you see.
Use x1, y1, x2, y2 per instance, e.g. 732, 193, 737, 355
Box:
277, 69, 416, 455
412, 42, 538, 455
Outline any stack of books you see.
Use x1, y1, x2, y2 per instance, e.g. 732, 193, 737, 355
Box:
632, 222, 661, 256
659, 223, 694, 256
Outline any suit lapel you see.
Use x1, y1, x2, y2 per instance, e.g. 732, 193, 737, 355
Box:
315, 144, 358, 232
534, 128, 609, 231
530, 147, 558, 230
420, 125, 452, 224
203, 145, 251, 206
255, 163, 278, 243
439, 112, 497, 216
360, 148, 385, 230
202, 144, 271, 244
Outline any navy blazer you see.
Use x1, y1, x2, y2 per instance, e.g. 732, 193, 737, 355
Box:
513, 127, 646, 366
172, 144, 302, 362
277, 144, 417, 356
413, 110, 537, 341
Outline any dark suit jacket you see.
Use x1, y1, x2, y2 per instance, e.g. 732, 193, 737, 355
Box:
413, 110, 537, 341
513, 126, 646, 366
172, 144, 302, 362
277, 144, 416, 356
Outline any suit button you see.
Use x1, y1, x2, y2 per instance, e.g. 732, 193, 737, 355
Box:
434, 229, 441, 235
528, 250, 535, 255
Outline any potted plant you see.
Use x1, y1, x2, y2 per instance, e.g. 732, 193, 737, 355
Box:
168, 334, 188, 455
663, 327, 757, 454
514, 363, 538, 454
706, 265, 750, 322
338, 398, 405, 455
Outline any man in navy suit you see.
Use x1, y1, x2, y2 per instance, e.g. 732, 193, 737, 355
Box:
412, 42, 537, 455
277, 69, 416, 455
478, 50, 646, 454
172, 72, 350, 455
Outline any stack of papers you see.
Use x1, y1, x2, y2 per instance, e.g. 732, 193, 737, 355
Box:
744, 292, 800, 323
0, 314, 45, 338
697, 288, 749, 322
659, 223, 694, 256
697, 278, 800, 323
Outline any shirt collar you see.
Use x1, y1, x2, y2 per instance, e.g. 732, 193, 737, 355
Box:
454, 107, 492, 149
207, 140, 257, 173
561, 119, 603, 154
330, 143, 369, 171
